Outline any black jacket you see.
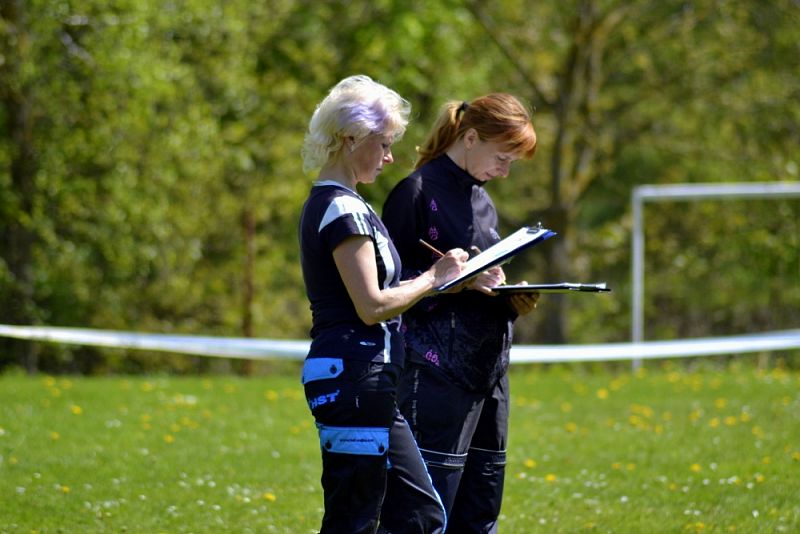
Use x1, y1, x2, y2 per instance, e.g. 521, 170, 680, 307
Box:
382, 155, 517, 392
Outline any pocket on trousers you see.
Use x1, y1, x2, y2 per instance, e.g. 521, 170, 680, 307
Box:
301, 358, 344, 384
318, 424, 389, 456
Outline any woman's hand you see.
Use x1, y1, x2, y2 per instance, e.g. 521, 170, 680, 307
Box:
429, 248, 469, 289
468, 266, 506, 295
508, 281, 539, 315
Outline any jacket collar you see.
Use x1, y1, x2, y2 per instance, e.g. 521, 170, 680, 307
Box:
436, 154, 485, 189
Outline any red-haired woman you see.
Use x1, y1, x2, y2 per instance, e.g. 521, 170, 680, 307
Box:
382, 93, 541, 534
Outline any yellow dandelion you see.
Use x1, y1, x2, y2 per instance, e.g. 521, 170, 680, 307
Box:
690, 463, 702, 473
739, 412, 751, 423
626, 463, 636, 471
611, 462, 622, 470
265, 390, 279, 401
610, 376, 628, 391
667, 372, 681, 383
50, 431, 60, 441
792, 451, 800, 462
560, 402, 572, 413
70, 405, 82, 415
60, 485, 70, 493
164, 434, 175, 444
524, 458, 537, 469
545, 473, 557, 482
263, 492, 277, 502
565, 422, 578, 433
140, 382, 155, 392
754, 473, 765, 483
724, 416, 738, 426
708, 417, 720, 428
596, 388, 609, 400
10, 456, 18, 465
762, 456, 771, 465
751, 426, 765, 438
714, 398, 727, 409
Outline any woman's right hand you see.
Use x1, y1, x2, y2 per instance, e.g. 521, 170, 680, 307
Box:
429, 248, 468, 289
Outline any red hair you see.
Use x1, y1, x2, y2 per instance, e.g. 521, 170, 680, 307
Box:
415, 93, 537, 169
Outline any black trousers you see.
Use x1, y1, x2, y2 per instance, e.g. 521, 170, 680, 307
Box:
303, 358, 446, 534
398, 360, 509, 534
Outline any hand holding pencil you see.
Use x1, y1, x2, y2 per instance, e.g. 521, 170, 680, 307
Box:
418, 239, 468, 292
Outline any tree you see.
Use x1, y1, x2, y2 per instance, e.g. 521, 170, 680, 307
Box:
0, 0, 39, 371
461, 0, 800, 343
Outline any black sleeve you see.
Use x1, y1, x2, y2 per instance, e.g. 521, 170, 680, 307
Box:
381, 175, 431, 280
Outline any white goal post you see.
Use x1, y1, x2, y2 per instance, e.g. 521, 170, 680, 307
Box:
631, 181, 800, 350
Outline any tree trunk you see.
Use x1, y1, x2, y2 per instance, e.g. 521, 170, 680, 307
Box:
239, 205, 256, 375
539, 204, 571, 344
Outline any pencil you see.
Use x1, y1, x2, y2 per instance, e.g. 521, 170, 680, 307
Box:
418, 238, 445, 258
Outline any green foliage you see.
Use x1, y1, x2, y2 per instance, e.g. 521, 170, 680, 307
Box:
1, 363, 799, 532
1, 0, 798, 371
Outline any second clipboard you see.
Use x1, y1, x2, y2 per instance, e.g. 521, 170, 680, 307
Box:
492, 283, 611, 294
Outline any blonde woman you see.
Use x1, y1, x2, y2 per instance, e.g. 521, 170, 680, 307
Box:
298, 75, 467, 534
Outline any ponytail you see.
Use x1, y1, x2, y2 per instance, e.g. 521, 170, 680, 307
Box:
415, 93, 537, 170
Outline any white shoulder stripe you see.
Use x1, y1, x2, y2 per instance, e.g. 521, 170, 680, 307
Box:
319, 195, 371, 233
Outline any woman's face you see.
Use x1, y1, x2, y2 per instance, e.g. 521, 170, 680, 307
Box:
349, 133, 394, 184
464, 134, 521, 182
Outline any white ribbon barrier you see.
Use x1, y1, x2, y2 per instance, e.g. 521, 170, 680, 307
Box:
0, 324, 307, 360
1, 324, 799, 363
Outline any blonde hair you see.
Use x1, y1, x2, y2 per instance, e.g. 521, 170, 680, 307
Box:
302, 75, 411, 175
415, 93, 537, 169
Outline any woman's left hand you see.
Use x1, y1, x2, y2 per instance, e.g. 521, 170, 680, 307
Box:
508, 281, 539, 315
468, 266, 506, 294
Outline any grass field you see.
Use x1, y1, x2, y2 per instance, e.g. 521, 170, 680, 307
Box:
1, 359, 799, 533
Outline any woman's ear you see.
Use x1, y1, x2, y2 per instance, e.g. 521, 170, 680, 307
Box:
463, 128, 478, 150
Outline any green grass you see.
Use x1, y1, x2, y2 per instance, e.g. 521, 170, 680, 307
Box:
1, 360, 798, 533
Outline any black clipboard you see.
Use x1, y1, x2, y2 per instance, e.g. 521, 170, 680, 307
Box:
492, 282, 611, 294
435, 225, 556, 291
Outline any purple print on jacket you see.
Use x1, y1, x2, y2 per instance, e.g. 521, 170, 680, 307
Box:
424, 350, 440, 366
